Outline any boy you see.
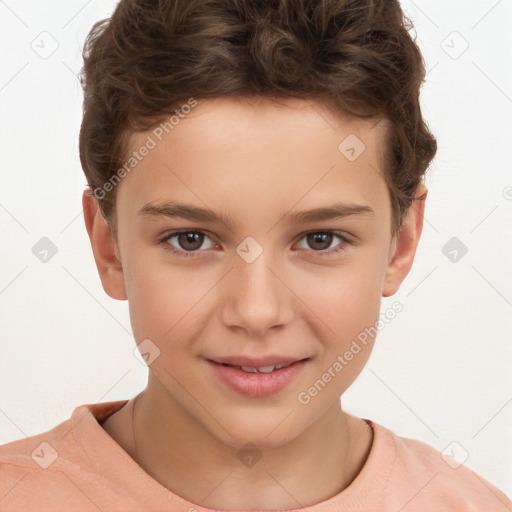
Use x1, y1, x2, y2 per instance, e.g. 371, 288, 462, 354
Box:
1, 0, 510, 510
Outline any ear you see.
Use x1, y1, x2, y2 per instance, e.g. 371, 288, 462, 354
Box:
82, 189, 127, 300
382, 183, 428, 297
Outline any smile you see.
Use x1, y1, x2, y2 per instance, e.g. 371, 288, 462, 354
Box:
206, 358, 310, 398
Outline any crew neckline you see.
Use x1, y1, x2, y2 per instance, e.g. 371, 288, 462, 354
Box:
71, 399, 395, 511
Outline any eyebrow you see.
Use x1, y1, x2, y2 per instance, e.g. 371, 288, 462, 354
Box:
138, 201, 375, 226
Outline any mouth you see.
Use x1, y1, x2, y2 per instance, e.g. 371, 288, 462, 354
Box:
205, 357, 311, 398
210, 359, 308, 373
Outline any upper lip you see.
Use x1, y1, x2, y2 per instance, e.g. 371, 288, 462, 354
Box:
207, 355, 309, 367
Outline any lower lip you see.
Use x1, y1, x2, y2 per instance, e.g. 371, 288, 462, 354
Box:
206, 359, 309, 398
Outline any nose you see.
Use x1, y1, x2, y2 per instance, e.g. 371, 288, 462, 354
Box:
219, 250, 294, 338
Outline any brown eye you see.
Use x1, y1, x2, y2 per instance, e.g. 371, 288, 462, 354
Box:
306, 232, 334, 251
176, 232, 204, 251
295, 231, 350, 256
162, 230, 215, 254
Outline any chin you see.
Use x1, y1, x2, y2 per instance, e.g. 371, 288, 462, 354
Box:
208, 412, 303, 451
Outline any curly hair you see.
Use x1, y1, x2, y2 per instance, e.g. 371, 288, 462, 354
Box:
79, 0, 437, 238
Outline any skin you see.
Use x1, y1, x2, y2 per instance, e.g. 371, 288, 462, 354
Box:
83, 96, 427, 510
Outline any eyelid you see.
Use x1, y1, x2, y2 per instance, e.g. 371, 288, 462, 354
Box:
161, 227, 217, 240
295, 228, 352, 242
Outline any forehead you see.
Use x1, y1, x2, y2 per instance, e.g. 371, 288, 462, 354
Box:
116, 97, 390, 228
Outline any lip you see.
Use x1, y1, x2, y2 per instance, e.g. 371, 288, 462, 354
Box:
209, 355, 307, 368
206, 358, 310, 398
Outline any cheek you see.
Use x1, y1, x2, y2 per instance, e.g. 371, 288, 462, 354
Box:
290, 257, 383, 388
124, 252, 214, 347
292, 258, 384, 337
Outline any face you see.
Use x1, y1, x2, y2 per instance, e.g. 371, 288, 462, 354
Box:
88, 97, 422, 450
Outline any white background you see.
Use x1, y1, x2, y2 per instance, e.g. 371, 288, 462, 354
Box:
1, 0, 511, 499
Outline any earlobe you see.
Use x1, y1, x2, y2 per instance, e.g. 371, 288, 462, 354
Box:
382, 184, 428, 297
82, 189, 127, 300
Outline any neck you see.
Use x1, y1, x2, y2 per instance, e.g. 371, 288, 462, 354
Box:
126, 385, 373, 510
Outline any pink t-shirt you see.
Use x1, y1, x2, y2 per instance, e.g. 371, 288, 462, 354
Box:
1, 399, 510, 511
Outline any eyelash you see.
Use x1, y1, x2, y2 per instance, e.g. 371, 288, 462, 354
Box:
158, 229, 352, 259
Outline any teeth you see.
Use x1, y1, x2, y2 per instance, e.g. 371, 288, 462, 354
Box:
218, 361, 297, 373
238, 364, 293, 373
240, 366, 259, 373
239, 365, 276, 373
257, 366, 276, 373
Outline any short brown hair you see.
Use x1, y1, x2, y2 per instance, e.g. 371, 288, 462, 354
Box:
79, 0, 437, 237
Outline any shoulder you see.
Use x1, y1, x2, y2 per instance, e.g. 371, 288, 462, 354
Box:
369, 420, 512, 511
0, 411, 90, 505
0, 401, 128, 511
